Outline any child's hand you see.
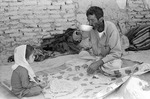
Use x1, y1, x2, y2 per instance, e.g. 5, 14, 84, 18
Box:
34, 76, 41, 83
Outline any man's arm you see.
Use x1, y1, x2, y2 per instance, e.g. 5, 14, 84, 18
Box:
87, 59, 104, 74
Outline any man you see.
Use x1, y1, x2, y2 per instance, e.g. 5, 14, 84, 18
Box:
86, 6, 122, 74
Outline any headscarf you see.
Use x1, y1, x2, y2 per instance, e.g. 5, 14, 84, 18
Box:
12, 45, 37, 83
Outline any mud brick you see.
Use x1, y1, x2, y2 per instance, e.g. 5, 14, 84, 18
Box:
18, 10, 32, 15
9, 33, 22, 37
20, 28, 34, 32
10, 15, 23, 20
41, 19, 55, 23
47, 10, 60, 14
0, 17, 9, 22
52, 1, 65, 6
24, 32, 36, 36
36, 15, 49, 19
0, 31, 4, 35
0, 27, 9, 31
61, 4, 75, 10
64, 13, 75, 18
39, 24, 50, 28
58, 18, 67, 22
47, 5, 60, 10
20, 19, 33, 24
3, 38, 14, 42
65, 0, 73, 4
5, 11, 18, 16
5, 29, 18, 34
145, 14, 150, 18
49, 14, 62, 18
23, 1, 37, 5
9, 2, 23, 6
0, 2, 9, 6
37, 0, 52, 5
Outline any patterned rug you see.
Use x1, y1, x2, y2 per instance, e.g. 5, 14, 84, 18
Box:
2, 56, 150, 99
36, 58, 150, 99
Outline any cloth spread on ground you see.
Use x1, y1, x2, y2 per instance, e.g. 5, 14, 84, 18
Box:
125, 25, 150, 51
3, 53, 150, 99
35, 55, 150, 99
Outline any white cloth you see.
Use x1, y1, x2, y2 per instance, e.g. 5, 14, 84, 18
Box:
12, 45, 36, 83
116, 0, 127, 9
79, 38, 92, 49
103, 59, 122, 70
142, 0, 150, 9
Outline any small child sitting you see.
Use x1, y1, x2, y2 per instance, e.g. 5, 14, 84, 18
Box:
11, 45, 45, 99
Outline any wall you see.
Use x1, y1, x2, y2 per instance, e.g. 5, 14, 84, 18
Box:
0, 0, 150, 64
0, 0, 76, 63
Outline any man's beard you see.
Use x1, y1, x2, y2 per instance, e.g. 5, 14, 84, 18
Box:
93, 20, 104, 32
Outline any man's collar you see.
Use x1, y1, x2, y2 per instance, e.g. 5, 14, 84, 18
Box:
103, 20, 107, 34
98, 20, 106, 35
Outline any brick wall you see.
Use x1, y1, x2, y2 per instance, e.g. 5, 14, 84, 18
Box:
126, 0, 150, 29
0, 0, 76, 63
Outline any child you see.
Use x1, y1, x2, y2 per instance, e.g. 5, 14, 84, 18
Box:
11, 45, 44, 99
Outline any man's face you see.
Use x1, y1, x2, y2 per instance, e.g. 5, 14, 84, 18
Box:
87, 14, 104, 32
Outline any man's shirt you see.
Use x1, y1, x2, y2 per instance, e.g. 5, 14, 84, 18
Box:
98, 21, 122, 63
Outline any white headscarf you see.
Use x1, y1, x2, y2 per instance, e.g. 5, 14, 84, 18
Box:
12, 45, 36, 83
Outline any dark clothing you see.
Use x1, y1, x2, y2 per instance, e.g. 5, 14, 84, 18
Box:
41, 28, 81, 54
11, 66, 42, 98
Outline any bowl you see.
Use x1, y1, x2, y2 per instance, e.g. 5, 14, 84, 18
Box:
79, 25, 93, 31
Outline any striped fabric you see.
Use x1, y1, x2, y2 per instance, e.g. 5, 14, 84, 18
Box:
125, 25, 150, 51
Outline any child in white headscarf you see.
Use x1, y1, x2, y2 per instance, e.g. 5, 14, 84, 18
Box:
11, 45, 43, 99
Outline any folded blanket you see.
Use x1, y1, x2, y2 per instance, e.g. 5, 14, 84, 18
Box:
125, 25, 150, 51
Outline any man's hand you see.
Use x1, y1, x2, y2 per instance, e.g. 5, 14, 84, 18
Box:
87, 59, 104, 74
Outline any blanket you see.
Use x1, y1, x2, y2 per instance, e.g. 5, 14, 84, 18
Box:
36, 56, 150, 99
125, 25, 150, 51
2, 54, 150, 99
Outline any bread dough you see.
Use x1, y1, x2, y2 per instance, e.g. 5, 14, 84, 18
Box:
44, 79, 83, 99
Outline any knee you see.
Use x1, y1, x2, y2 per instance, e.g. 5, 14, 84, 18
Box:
35, 86, 42, 95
